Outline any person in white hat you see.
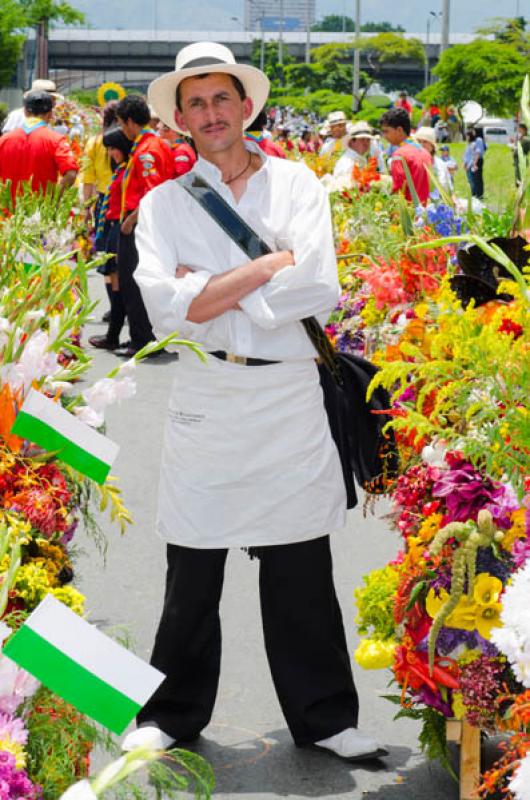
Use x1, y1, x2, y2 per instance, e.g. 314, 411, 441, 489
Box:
320, 110, 349, 156
333, 121, 374, 179
123, 41, 388, 764
2, 79, 61, 133
415, 126, 453, 196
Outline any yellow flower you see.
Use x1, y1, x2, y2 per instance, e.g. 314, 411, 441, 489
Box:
475, 603, 503, 640
451, 692, 466, 720
418, 513, 443, 544
473, 573, 503, 606
457, 649, 482, 666
501, 508, 527, 552
52, 586, 85, 616
446, 596, 477, 631
354, 638, 397, 670
0, 738, 26, 768
426, 590, 477, 631
415, 302, 429, 320
425, 587, 447, 618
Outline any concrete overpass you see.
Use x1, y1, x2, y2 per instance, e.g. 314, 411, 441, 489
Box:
33, 29, 479, 92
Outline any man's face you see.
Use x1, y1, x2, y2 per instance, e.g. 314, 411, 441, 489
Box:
174, 73, 253, 155
330, 122, 346, 139
380, 124, 405, 146
117, 116, 139, 142
350, 137, 371, 155
157, 120, 178, 143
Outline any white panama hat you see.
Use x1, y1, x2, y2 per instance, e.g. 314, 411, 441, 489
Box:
24, 78, 60, 100
344, 120, 374, 143
414, 126, 437, 147
148, 41, 270, 134
327, 110, 348, 126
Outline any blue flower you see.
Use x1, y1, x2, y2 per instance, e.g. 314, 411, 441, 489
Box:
436, 222, 452, 236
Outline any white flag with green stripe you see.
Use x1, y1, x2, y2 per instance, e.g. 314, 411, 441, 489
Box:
2, 595, 165, 734
11, 388, 118, 484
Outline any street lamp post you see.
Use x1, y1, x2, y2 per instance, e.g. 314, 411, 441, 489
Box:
278, 0, 284, 65
424, 11, 442, 88
305, 0, 311, 63
260, 13, 266, 73
352, 0, 360, 112
441, 0, 450, 54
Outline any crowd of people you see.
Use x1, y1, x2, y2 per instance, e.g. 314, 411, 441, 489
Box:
0, 75, 525, 361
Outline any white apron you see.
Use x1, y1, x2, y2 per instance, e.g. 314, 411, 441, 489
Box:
157, 349, 347, 548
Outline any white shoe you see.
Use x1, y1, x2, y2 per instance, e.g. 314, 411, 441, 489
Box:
313, 727, 389, 762
122, 725, 175, 752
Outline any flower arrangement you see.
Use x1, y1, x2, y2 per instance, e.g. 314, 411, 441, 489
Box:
0, 187, 210, 798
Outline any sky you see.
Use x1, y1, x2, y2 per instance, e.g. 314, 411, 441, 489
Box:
69, 0, 527, 34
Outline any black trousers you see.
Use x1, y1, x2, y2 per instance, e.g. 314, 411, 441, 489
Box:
117, 229, 154, 350
137, 536, 359, 746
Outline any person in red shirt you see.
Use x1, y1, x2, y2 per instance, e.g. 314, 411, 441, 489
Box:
395, 91, 412, 117
244, 110, 285, 158
156, 120, 197, 176
0, 91, 77, 205
115, 95, 176, 356
89, 127, 133, 351
379, 107, 432, 205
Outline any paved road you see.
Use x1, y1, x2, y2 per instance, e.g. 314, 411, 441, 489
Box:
76, 274, 458, 799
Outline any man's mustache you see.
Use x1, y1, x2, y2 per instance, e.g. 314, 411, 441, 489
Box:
200, 121, 229, 132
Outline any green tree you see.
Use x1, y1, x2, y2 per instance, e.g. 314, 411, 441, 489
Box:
18, 0, 85, 28
250, 39, 293, 85
0, 0, 27, 88
361, 21, 405, 33
420, 39, 526, 117
311, 15, 404, 33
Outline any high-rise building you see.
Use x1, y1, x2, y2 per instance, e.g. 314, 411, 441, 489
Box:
244, 0, 316, 32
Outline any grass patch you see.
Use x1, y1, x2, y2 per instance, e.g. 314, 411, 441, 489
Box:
443, 143, 516, 212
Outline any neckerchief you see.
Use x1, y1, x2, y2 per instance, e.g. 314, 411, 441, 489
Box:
245, 131, 264, 143
22, 117, 47, 135
96, 162, 126, 240
120, 128, 155, 221
402, 137, 422, 150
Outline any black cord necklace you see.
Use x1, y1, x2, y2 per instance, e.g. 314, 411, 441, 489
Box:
224, 151, 252, 185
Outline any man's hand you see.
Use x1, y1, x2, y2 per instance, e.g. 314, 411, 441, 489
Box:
121, 214, 137, 235
175, 265, 193, 278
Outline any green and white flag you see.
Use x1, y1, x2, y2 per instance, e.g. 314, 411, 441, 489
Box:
11, 388, 119, 484
3, 595, 165, 734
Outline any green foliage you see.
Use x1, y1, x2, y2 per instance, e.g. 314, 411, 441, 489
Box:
25, 688, 101, 798
67, 87, 99, 106
354, 565, 400, 640
385, 697, 457, 779
0, 102, 8, 126
359, 32, 426, 67
421, 40, 526, 116
475, 16, 530, 52
311, 15, 404, 32
18, 0, 85, 27
0, 0, 26, 88
250, 39, 293, 84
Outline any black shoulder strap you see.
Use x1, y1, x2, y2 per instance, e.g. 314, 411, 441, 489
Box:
179, 170, 339, 376
179, 172, 271, 260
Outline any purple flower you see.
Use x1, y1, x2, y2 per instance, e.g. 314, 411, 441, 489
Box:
486, 483, 520, 530
397, 386, 416, 404
433, 462, 497, 522
436, 627, 500, 658
475, 547, 513, 583
0, 749, 41, 798
0, 714, 28, 745
415, 685, 453, 716
512, 538, 530, 569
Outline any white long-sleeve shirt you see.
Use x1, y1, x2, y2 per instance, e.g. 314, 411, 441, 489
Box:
134, 141, 340, 361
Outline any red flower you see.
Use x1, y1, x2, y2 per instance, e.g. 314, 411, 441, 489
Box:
498, 318, 524, 338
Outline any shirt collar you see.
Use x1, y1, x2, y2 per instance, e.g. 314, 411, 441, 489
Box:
195, 139, 268, 188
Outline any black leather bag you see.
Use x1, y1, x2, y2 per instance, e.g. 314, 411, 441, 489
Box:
180, 173, 398, 509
